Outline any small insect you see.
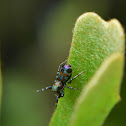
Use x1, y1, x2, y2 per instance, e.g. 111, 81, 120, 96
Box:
36, 60, 85, 107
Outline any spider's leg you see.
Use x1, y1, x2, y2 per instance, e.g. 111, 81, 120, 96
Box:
57, 60, 67, 72
56, 60, 67, 79
55, 92, 64, 107
36, 86, 52, 92
66, 86, 79, 90
55, 93, 61, 107
68, 70, 85, 84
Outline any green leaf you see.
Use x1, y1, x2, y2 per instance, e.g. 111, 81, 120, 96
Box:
49, 12, 125, 126
70, 53, 124, 126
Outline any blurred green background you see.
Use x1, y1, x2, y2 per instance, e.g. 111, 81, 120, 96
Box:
0, 0, 126, 126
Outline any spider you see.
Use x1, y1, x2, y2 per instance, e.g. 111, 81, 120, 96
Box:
36, 60, 85, 107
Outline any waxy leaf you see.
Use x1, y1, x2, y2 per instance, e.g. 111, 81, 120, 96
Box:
49, 12, 125, 126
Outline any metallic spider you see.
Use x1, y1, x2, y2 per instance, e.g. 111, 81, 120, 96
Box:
37, 60, 84, 106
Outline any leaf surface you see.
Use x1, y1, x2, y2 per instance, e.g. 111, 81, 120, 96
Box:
49, 12, 125, 126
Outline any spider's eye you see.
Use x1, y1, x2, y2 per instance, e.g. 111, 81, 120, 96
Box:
67, 68, 72, 73
68, 64, 71, 67
61, 68, 64, 73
